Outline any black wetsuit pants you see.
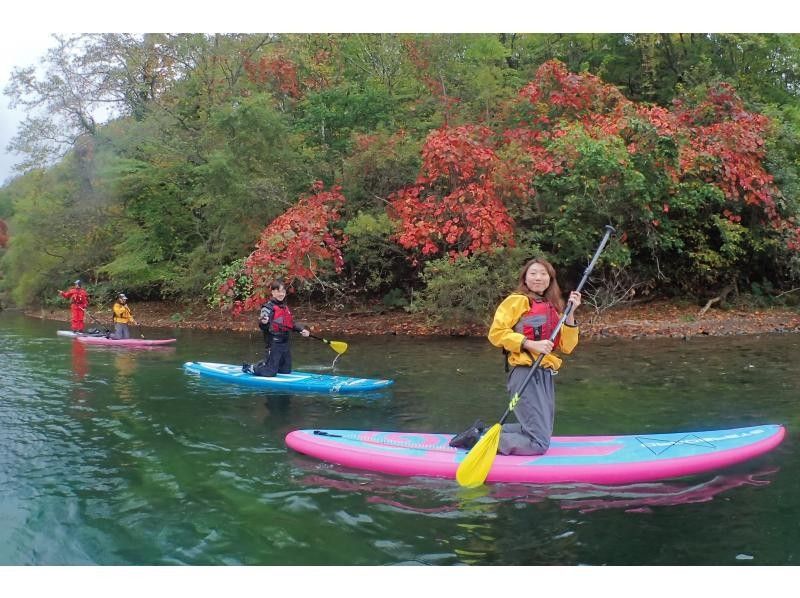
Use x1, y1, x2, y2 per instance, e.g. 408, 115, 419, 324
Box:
254, 340, 292, 377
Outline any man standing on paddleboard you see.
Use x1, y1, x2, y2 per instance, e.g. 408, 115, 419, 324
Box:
58, 280, 89, 332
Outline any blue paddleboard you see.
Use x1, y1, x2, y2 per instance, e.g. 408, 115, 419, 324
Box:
183, 361, 394, 393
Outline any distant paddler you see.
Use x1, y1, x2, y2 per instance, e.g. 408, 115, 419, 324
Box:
57, 279, 89, 332
112, 293, 137, 339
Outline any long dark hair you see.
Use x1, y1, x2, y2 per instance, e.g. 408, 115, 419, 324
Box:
515, 257, 565, 313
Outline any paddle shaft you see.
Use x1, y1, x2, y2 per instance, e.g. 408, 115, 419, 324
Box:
498, 225, 616, 426
79, 306, 110, 331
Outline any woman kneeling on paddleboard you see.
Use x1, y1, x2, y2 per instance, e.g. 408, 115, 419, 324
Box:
484, 258, 581, 455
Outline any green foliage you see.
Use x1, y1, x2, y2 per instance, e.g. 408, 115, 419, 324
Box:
381, 288, 408, 308
342, 211, 410, 295
206, 257, 253, 309
0, 159, 118, 305
98, 227, 175, 294
413, 247, 532, 326
297, 83, 399, 162
341, 130, 421, 214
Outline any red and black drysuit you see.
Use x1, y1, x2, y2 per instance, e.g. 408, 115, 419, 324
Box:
60, 286, 89, 332
253, 298, 307, 377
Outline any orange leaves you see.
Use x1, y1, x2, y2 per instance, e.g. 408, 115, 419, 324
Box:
244, 54, 302, 100
388, 125, 516, 261
658, 85, 800, 240
238, 183, 346, 312
723, 209, 742, 223
519, 60, 626, 123
418, 125, 496, 184
389, 181, 515, 261
512, 62, 800, 249
397, 61, 799, 264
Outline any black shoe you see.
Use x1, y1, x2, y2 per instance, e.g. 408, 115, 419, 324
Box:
449, 419, 487, 449
242, 363, 253, 374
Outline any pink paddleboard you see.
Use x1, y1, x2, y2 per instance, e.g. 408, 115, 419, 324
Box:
286, 424, 785, 484
75, 336, 176, 346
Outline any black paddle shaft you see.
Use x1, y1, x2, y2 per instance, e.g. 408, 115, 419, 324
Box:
498, 225, 616, 426
80, 306, 111, 333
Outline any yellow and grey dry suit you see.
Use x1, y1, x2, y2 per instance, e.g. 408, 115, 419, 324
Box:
487, 293, 579, 455
112, 301, 135, 339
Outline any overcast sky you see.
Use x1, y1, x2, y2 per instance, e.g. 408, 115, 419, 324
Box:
0, 32, 59, 184
0, 2, 786, 186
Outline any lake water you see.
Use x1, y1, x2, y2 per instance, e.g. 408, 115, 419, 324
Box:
1, 310, 797, 566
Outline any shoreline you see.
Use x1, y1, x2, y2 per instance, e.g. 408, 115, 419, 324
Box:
20, 299, 800, 339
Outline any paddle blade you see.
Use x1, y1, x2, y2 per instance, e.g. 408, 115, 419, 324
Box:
328, 340, 348, 354
455, 423, 502, 488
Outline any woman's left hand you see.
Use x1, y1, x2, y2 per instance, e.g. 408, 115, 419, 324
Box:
569, 291, 581, 309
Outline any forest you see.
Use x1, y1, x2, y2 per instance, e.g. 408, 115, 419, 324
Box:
1, 33, 800, 325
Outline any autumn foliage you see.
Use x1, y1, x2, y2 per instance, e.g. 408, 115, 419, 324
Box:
219, 182, 346, 315
0, 219, 8, 248
388, 60, 800, 274
217, 59, 800, 313
244, 54, 302, 102
388, 125, 516, 263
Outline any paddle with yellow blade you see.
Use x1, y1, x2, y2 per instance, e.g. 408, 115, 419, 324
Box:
308, 333, 348, 355
456, 225, 616, 488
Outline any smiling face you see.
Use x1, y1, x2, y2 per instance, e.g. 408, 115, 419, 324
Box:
271, 285, 287, 301
524, 262, 551, 295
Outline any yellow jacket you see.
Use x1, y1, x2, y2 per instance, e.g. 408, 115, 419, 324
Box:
113, 302, 135, 324
487, 293, 579, 371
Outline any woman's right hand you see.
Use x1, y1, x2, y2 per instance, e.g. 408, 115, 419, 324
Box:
524, 339, 554, 355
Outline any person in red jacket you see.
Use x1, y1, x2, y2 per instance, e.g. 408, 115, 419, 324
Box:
58, 280, 89, 332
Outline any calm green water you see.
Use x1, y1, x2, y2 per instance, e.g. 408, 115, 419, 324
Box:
1, 310, 797, 565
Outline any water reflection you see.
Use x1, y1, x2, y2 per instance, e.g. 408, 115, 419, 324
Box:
69, 340, 91, 414
115, 353, 138, 402
71, 340, 88, 381
289, 465, 780, 563
265, 395, 292, 416
291, 464, 778, 516
554, 467, 778, 513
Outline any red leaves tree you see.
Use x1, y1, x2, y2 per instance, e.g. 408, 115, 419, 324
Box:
244, 54, 302, 106
224, 182, 346, 315
514, 61, 787, 230
388, 125, 516, 264
389, 59, 799, 296
0, 219, 8, 248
